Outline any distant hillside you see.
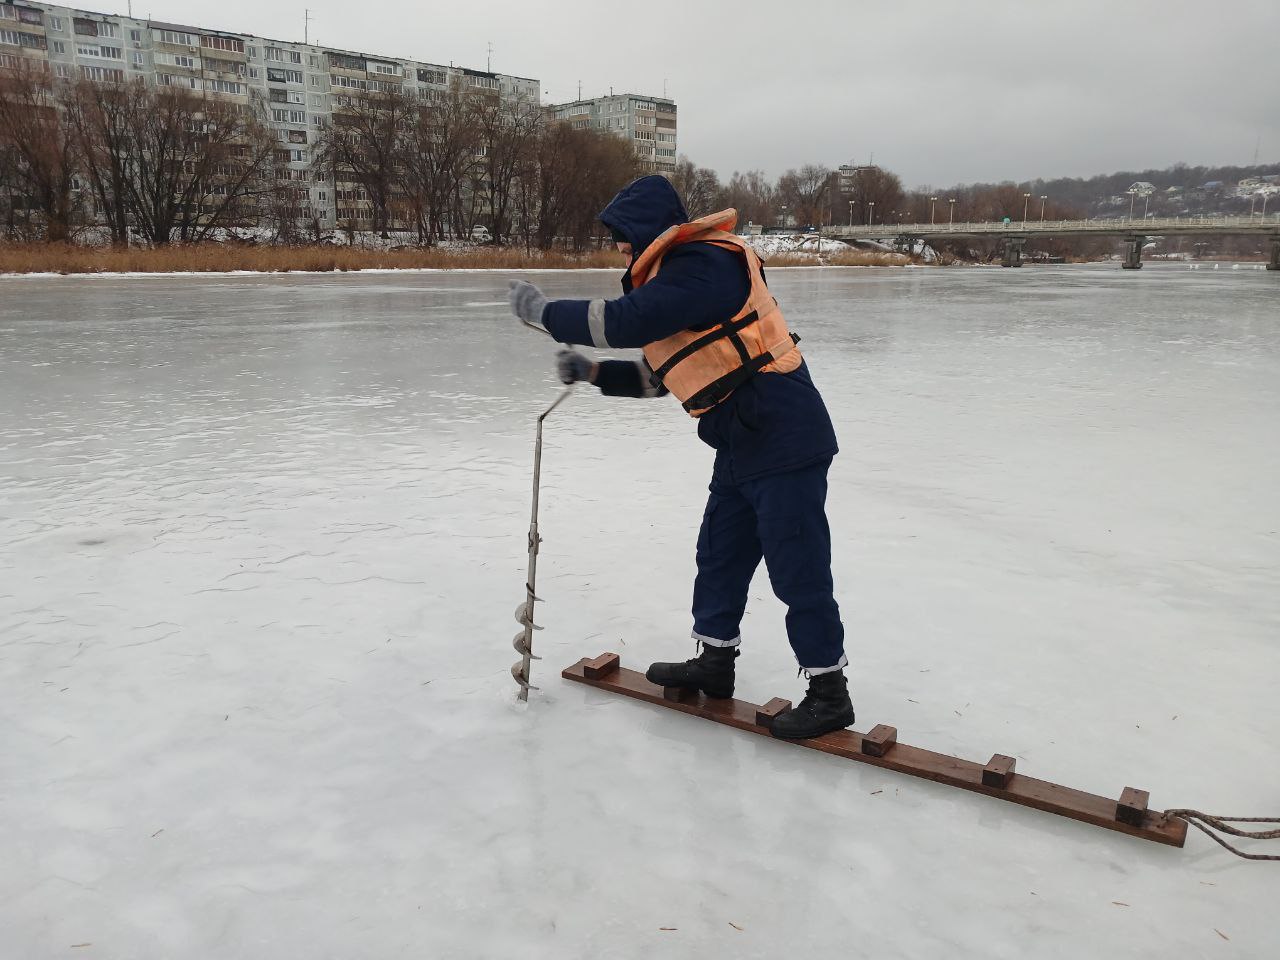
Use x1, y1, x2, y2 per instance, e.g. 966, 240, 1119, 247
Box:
945, 161, 1280, 219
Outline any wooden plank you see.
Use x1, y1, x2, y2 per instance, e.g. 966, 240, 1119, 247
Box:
983, 754, 1017, 789
562, 654, 1187, 849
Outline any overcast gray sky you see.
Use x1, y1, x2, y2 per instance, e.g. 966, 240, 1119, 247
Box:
112, 0, 1278, 188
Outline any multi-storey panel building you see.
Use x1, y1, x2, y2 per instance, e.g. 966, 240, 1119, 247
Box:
2, 1, 540, 228
550, 93, 678, 174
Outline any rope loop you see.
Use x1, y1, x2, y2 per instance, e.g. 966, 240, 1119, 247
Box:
1164, 810, 1280, 861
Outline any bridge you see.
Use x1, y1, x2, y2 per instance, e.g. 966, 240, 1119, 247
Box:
821, 215, 1280, 270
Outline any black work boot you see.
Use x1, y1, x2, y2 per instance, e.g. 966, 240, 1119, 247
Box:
769, 670, 855, 739
645, 643, 738, 699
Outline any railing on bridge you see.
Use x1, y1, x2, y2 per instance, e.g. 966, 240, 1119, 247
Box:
824, 214, 1280, 238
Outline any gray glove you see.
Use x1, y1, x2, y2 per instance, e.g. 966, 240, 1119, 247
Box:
556, 349, 596, 385
508, 280, 548, 333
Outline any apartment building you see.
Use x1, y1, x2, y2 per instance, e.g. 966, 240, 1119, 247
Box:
1, 1, 539, 228
550, 93, 678, 174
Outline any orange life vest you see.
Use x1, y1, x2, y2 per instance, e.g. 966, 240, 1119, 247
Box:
631, 208, 802, 417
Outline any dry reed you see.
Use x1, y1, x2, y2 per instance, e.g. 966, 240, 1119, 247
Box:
0, 242, 629, 275
0, 242, 916, 276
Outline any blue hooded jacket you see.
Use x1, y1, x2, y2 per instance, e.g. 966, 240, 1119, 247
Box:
541, 175, 838, 483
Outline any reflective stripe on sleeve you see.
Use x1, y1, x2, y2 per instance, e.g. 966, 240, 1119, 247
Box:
587, 299, 609, 348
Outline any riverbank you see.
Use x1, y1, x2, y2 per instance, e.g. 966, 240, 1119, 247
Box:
0, 242, 911, 276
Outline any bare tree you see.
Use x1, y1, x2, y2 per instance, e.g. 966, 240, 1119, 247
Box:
401, 83, 482, 243
670, 155, 722, 218
717, 169, 778, 228
777, 164, 832, 229
469, 90, 542, 244
0, 62, 81, 241
64, 77, 137, 244
315, 86, 416, 238
113, 86, 276, 244
833, 165, 904, 227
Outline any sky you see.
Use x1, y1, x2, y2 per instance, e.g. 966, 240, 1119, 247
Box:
101, 0, 1279, 189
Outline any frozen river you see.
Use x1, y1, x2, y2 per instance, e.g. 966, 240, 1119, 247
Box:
2, 264, 1277, 958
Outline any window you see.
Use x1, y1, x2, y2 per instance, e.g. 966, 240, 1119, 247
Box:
204, 56, 245, 75
206, 79, 243, 95
157, 72, 198, 88
466, 74, 498, 90
202, 36, 244, 53
269, 88, 286, 102
51, 39, 65, 53
97, 22, 119, 38
330, 74, 366, 90
416, 68, 446, 84
49, 15, 64, 31
246, 45, 256, 58
80, 65, 124, 82
55, 63, 71, 78
289, 50, 301, 64
288, 90, 304, 104
265, 46, 282, 61
328, 52, 364, 71
267, 67, 303, 83
290, 110, 305, 123
370, 62, 399, 76
98, 45, 122, 59
656, 148, 675, 158
287, 129, 306, 143
130, 28, 141, 44
75, 43, 102, 57
130, 52, 144, 68
2, 29, 46, 49
155, 52, 198, 68
308, 54, 321, 67
291, 148, 305, 162
247, 66, 259, 79
14, 5, 40, 24
155, 30, 196, 46
309, 94, 325, 107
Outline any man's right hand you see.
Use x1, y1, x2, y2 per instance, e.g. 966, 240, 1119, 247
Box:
556, 349, 597, 385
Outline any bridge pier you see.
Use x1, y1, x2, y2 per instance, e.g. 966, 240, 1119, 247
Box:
1122, 236, 1145, 269
1268, 237, 1279, 271
1001, 237, 1025, 267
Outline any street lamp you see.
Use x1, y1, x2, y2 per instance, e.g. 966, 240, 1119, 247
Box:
1143, 193, 1151, 219
848, 199, 854, 226
948, 198, 956, 226
1263, 193, 1271, 218
930, 196, 938, 224
1127, 187, 1137, 221
1039, 195, 1047, 221
1022, 192, 1031, 226
868, 201, 875, 226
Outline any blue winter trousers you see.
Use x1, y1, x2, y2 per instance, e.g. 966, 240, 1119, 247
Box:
690, 458, 847, 672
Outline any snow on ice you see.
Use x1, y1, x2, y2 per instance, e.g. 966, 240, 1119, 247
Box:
1, 265, 1277, 958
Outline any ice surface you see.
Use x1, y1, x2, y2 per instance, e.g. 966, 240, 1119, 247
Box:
2, 265, 1278, 958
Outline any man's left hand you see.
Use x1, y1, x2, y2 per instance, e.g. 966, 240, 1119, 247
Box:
508, 280, 548, 333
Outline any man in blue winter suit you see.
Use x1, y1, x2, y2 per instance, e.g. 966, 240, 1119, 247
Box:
508, 175, 853, 739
